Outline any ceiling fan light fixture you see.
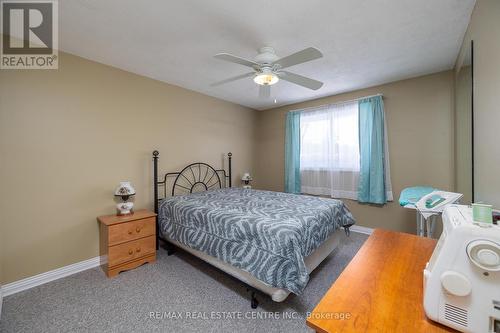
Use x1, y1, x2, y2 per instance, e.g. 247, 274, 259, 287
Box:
213, 46, 323, 92
253, 72, 279, 86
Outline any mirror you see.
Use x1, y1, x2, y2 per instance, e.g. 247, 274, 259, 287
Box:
454, 40, 474, 204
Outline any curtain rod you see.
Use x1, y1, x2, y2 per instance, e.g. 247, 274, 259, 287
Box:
288, 93, 383, 113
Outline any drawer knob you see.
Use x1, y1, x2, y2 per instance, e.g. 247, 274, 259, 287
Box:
136, 227, 141, 233
128, 230, 133, 235
136, 247, 141, 253
128, 249, 133, 255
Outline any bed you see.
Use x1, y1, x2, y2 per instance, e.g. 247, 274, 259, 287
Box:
152, 151, 355, 307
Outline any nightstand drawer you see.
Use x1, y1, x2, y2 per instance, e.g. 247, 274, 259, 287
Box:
108, 235, 155, 267
108, 217, 155, 245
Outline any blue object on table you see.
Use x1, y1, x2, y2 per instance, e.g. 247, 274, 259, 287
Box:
399, 186, 435, 206
425, 194, 446, 208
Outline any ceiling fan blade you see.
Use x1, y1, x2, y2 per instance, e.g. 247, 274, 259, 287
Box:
214, 53, 259, 68
259, 85, 271, 99
279, 71, 323, 90
273, 47, 323, 69
210, 72, 255, 87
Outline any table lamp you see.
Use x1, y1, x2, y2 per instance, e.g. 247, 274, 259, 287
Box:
241, 173, 253, 189
114, 181, 136, 215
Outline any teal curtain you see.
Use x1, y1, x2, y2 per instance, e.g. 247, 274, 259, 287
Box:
285, 111, 301, 193
358, 96, 387, 204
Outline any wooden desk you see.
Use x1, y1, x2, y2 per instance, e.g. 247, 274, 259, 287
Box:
307, 229, 456, 332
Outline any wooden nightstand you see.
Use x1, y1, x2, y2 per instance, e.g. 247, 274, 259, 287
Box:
97, 209, 157, 277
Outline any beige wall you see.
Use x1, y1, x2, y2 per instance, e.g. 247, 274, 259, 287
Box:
455, 0, 500, 208
0, 51, 257, 284
254, 71, 454, 234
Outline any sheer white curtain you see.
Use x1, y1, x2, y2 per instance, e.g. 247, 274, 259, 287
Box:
300, 101, 360, 199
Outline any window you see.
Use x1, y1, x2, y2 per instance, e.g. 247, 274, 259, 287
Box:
300, 101, 359, 171
299, 101, 360, 199
285, 95, 393, 203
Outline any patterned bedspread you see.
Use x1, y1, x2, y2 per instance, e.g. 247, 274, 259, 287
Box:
158, 188, 355, 294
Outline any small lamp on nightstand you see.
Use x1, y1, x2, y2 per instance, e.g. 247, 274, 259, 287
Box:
114, 181, 136, 215
241, 173, 253, 189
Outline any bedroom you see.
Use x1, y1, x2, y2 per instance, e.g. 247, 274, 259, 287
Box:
0, 0, 499, 332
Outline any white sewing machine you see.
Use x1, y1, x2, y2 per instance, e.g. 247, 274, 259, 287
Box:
423, 205, 500, 333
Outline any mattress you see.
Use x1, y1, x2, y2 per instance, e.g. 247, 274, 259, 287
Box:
158, 188, 355, 294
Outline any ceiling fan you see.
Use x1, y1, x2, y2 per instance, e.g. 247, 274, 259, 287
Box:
211, 46, 324, 99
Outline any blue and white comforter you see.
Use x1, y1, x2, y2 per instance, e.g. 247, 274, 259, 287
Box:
158, 188, 355, 294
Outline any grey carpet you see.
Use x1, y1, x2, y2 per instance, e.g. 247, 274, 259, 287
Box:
0, 232, 367, 333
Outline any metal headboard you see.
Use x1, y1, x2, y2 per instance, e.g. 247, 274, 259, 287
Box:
152, 150, 232, 249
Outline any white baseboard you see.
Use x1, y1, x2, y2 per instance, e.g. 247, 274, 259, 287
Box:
1, 256, 101, 297
350, 225, 374, 235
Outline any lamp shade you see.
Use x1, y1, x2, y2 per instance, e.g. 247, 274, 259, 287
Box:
114, 181, 136, 197
253, 72, 279, 86
241, 173, 253, 181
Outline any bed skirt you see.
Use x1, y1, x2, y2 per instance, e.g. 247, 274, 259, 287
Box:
163, 230, 343, 302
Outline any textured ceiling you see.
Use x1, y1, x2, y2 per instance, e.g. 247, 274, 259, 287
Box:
57, 0, 475, 110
